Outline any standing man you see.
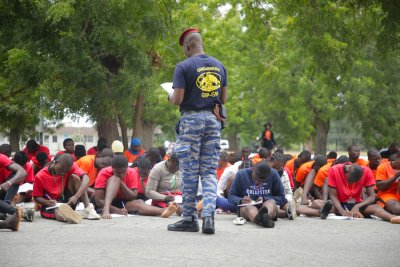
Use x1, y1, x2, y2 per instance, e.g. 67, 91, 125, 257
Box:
167, 28, 227, 234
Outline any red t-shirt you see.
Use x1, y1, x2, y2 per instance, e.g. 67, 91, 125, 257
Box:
328, 164, 375, 203
24, 163, 35, 184
131, 167, 148, 195
23, 145, 50, 161
94, 166, 138, 200
0, 154, 14, 183
32, 163, 85, 199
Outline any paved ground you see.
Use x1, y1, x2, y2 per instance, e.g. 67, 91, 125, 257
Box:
1, 212, 399, 267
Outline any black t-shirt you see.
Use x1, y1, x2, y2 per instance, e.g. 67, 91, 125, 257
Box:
173, 54, 227, 112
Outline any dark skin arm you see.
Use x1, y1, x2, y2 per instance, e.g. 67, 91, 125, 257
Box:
311, 184, 323, 200
169, 88, 185, 105
349, 186, 376, 218
94, 189, 127, 216
328, 187, 352, 217
0, 163, 27, 191
376, 171, 400, 191
67, 174, 90, 206
34, 196, 57, 207
119, 182, 138, 201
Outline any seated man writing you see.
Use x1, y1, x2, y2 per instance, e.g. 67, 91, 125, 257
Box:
94, 155, 178, 219
33, 154, 100, 224
228, 161, 286, 228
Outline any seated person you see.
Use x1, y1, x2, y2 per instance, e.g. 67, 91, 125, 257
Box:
367, 149, 381, 179
295, 155, 327, 205
216, 153, 243, 213
375, 151, 400, 215
285, 150, 312, 180
251, 148, 271, 166
74, 145, 86, 161
23, 139, 50, 161
87, 137, 108, 155
56, 138, 76, 161
32, 154, 100, 223
269, 152, 296, 220
0, 153, 27, 206
132, 158, 152, 200
145, 147, 162, 168
217, 151, 231, 180
146, 154, 182, 212
329, 163, 400, 224
94, 155, 178, 219
124, 138, 145, 163
228, 161, 286, 228
348, 144, 368, 166
31, 152, 52, 175
76, 152, 113, 197
326, 151, 337, 163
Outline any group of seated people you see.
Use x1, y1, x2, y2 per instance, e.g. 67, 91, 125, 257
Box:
0, 136, 399, 232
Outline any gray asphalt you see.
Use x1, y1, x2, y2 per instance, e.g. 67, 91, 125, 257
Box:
1, 212, 399, 267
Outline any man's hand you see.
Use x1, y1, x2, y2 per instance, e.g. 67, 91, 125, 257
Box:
242, 196, 252, 204
0, 182, 11, 192
164, 195, 175, 202
350, 206, 364, 218
47, 199, 57, 207
67, 195, 79, 206
340, 209, 352, 217
116, 208, 128, 216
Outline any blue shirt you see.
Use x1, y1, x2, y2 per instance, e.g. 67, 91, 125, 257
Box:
173, 54, 227, 112
228, 168, 287, 207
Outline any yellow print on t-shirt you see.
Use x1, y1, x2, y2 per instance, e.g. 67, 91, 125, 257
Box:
196, 72, 221, 93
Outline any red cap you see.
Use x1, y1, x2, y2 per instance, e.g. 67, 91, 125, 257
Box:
179, 27, 200, 46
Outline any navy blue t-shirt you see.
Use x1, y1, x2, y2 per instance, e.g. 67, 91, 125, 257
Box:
172, 54, 227, 112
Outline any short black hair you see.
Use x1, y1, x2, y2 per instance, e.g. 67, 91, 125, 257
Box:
74, 145, 86, 158
313, 155, 327, 170
169, 153, 179, 165
97, 137, 108, 153
63, 138, 74, 148
0, 144, 12, 157
253, 161, 271, 181
137, 157, 152, 172
349, 164, 364, 182
13, 151, 28, 166
26, 139, 39, 152
336, 155, 349, 164
36, 152, 50, 166
146, 147, 162, 165
258, 148, 270, 159
112, 155, 128, 169
219, 151, 229, 161
299, 150, 311, 161
326, 151, 337, 159
271, 151, 284, 163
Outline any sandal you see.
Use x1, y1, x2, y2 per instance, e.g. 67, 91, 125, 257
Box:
233, 217, 246, 225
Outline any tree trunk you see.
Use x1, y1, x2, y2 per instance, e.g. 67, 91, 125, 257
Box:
132, 93, 144, 139
9, 128, 20, 152
97, 117, 119, 147
118, 113, 128, 150
314, 118, 330, 156
227, 132, 239, 152
142, 122, 155, 150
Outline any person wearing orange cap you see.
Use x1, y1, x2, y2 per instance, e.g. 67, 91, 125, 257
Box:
167, 27, 227, 234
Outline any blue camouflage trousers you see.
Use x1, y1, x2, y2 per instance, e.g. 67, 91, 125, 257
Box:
174, 110, 221, 220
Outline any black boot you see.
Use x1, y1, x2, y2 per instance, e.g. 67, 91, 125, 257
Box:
202, 216, 215, 234
167, 216, 199, 232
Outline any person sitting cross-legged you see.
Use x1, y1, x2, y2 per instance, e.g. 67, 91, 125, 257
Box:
94, 155, 178, 219
228, 161, 286, 228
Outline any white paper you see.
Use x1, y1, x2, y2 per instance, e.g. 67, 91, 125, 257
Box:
45, 203, 63, 210
237, 200, 263, 207
111, 214, 135, 218
326, 214, 363, 220
17, 183, 33, 193
161, 82, 174, 95
174, 195, 183, 204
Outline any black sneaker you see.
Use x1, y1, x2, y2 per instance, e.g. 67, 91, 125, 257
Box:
202, 216, 215, 234
0, 212, 7, 220
320, 200, 333, 219
168, 218, 199, 232
261, 214, 275, 228
254, 207, 268, 226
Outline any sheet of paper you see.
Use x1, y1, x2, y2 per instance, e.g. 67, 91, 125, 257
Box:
237, 200, 263, 207
17, 183, 33, 193
326, 214, 363, 220
45, 203, 63, 210
174, 195, 183, 204
111, 214, 135, 218
161, 82, 174, 95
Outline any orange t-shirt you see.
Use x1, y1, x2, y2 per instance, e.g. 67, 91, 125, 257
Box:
251, 154, 263, 165
314, 162, 333, 188
285, 158, 296, 178
76, 155, 98, 186
376, 161, 398, 196
265, 130, 271, 141
295, 161, 314, 184
124, 149, 145, 163
355, 158, 369, 167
